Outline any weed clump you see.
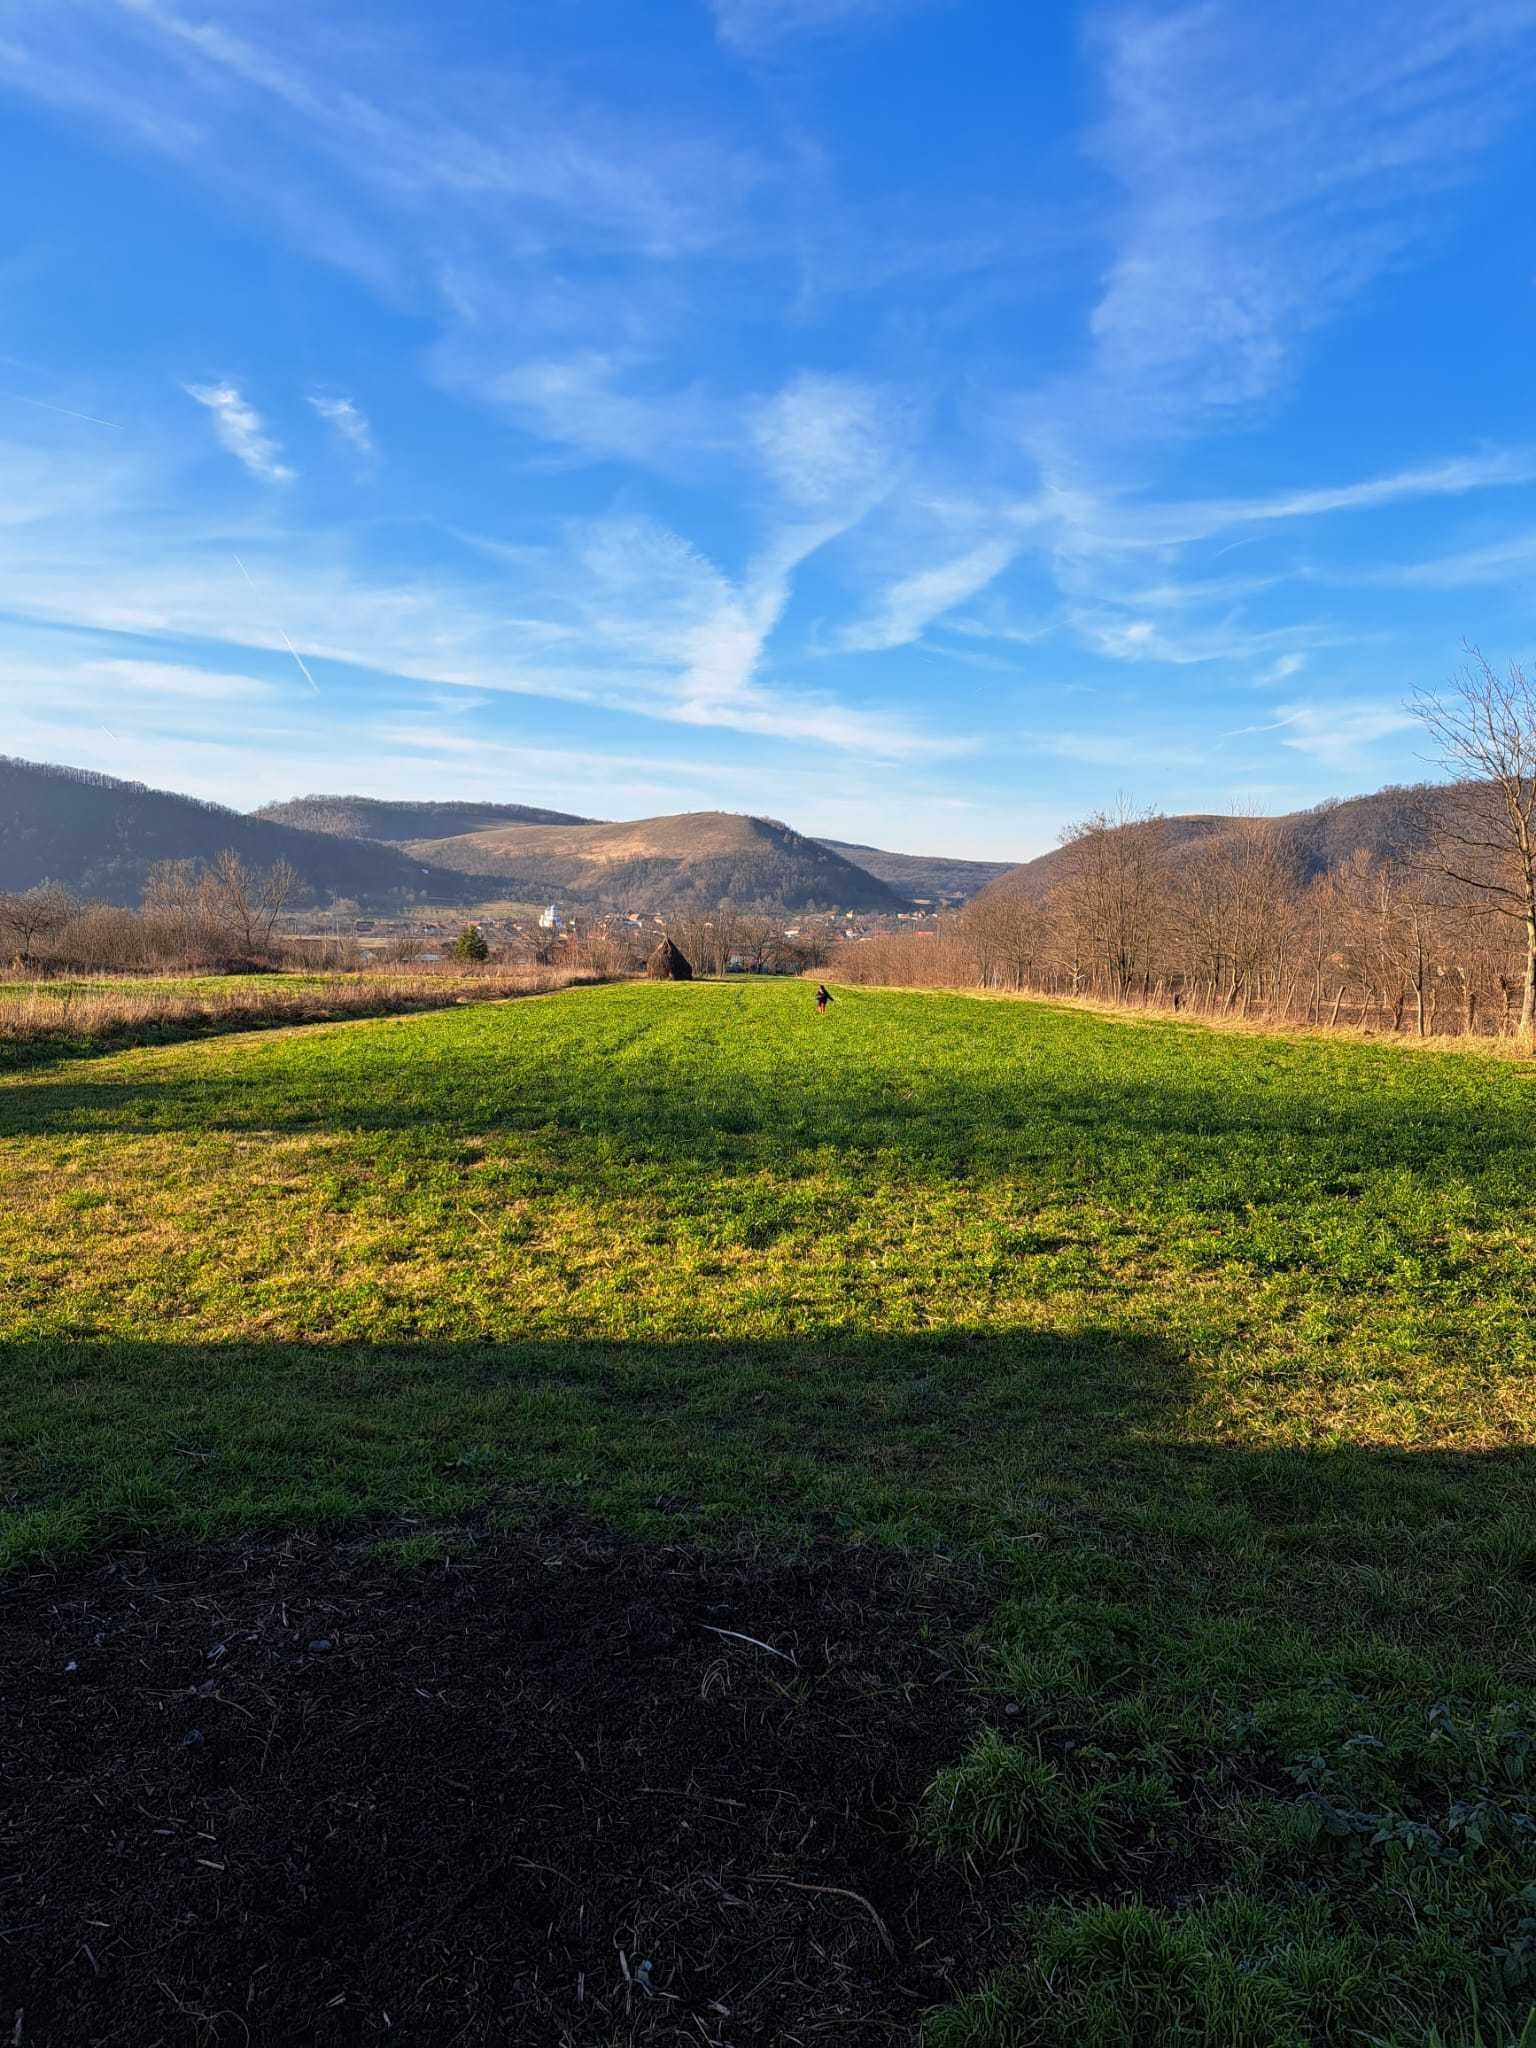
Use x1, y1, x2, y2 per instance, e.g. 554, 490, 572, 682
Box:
920, 1583, 1536, 2046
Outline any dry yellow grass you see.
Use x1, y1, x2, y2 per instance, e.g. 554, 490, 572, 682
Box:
0, 963, 603, 1052
815, 970, 1536, 1062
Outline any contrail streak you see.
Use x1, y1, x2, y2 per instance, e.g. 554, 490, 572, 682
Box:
5, 393, 125, 430
232, 553, 321, 696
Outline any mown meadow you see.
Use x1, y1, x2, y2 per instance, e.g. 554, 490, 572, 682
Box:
5, 977, 1536, 2043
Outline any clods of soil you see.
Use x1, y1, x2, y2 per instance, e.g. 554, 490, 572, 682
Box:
1, 1519, 1017, 2045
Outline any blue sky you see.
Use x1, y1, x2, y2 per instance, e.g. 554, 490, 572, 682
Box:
3, 0, 1536, 859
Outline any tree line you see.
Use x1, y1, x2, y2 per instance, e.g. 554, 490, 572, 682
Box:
0, 755, 241, 810
836, 656, 1536, 1051
0, 858, 835, 981
0, 853, 303, 971
656, 915, 829, 977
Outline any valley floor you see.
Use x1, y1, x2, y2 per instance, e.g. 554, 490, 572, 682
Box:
4, 981, 1536, 2044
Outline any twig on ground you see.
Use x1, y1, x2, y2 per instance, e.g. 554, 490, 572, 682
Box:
698, 1626, 797, 1665
743, 1875, 896, 1957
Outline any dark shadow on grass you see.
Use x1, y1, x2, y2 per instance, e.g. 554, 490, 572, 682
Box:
3, 1326, 1193, 1518
9, 1328, 1536, 1661
9, 1321, 1536, 2048
5, 1325, 1186, 1564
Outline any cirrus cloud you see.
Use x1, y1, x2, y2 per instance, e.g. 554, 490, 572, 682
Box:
184, 381, 294, 483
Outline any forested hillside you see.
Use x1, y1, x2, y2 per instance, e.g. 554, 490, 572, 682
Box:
815, 838, 1012, 902
986, 788, 1442, 902
0, 758, 474, 906
254, 795, 593, 839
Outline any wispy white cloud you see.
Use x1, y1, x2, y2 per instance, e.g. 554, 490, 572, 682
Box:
1229, 699, 1417, 767
709, 0, 936, 58
1017, 1, 1536, 453
924, 641, 1032, 676
87, 657, 277, 701
944, 605, 1054, 648
1112, 571, 1287, 611
0, 432, 142, 527
1256, 652, 1307, 687
0, 428, 959, 759
308, 393, 376, 465
184, 381, 294, 483
0, 649, 276, 707
1021, 448, 1536, 569
752, 372, 902, 512
839, 536, 1019, 652
1067, 609, 1344, 670
430, 371, 923, 745
1341, 528, 1536, 589
1046, 696, 1415, 776
955, 444, 1536, 682
0, 1, 768, 293
1041, 730, 1211, 770
1166, 449, 1536, 539
475, 352, 726, 470
556, 512, 962, 755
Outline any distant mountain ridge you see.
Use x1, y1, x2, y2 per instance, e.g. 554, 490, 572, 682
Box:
255, 795, 594, 839
0, 760, 905, 914
0, 757, 478, 907
815, 838, 1013, 903
5, 756, 1464, 920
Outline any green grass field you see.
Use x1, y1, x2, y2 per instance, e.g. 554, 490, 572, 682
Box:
0, 961, 594, 1070
0, 972, 328, 998
6, 978, 1536, 2043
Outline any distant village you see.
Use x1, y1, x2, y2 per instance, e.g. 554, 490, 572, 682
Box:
280, 899, 954, 971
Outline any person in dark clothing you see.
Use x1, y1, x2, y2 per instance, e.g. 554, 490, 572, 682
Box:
815, 984, 832, 1013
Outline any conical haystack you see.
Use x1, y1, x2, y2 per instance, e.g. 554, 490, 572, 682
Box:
646, 936, 694, 981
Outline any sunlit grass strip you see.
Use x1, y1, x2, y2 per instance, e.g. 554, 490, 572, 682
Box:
0, 963, 605, 1058
813, 970, 1536, 1063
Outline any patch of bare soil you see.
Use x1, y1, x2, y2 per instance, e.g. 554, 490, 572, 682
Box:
1, 1520, 1018, 2046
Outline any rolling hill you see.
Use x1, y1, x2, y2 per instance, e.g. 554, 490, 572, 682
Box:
979, 786, 1444, 903
0, 762, 904, 913
815, 838, 1013, 903
0, 757, 477, 907
399, 811, 910, 912
12, 756, 1465, 922
254, 795, 593, 839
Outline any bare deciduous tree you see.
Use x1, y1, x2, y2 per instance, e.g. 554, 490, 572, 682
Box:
664, 916, 735, 977
834, 788, 1529, 1045
144, 852, 301, 960
204, 852, 301, 955
1054, 801, 1167, 999
963, 891, 1048, 991
1412, 653, 1536, 1049
0, 884, 76, 966
1182, 819, 1298, 1013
